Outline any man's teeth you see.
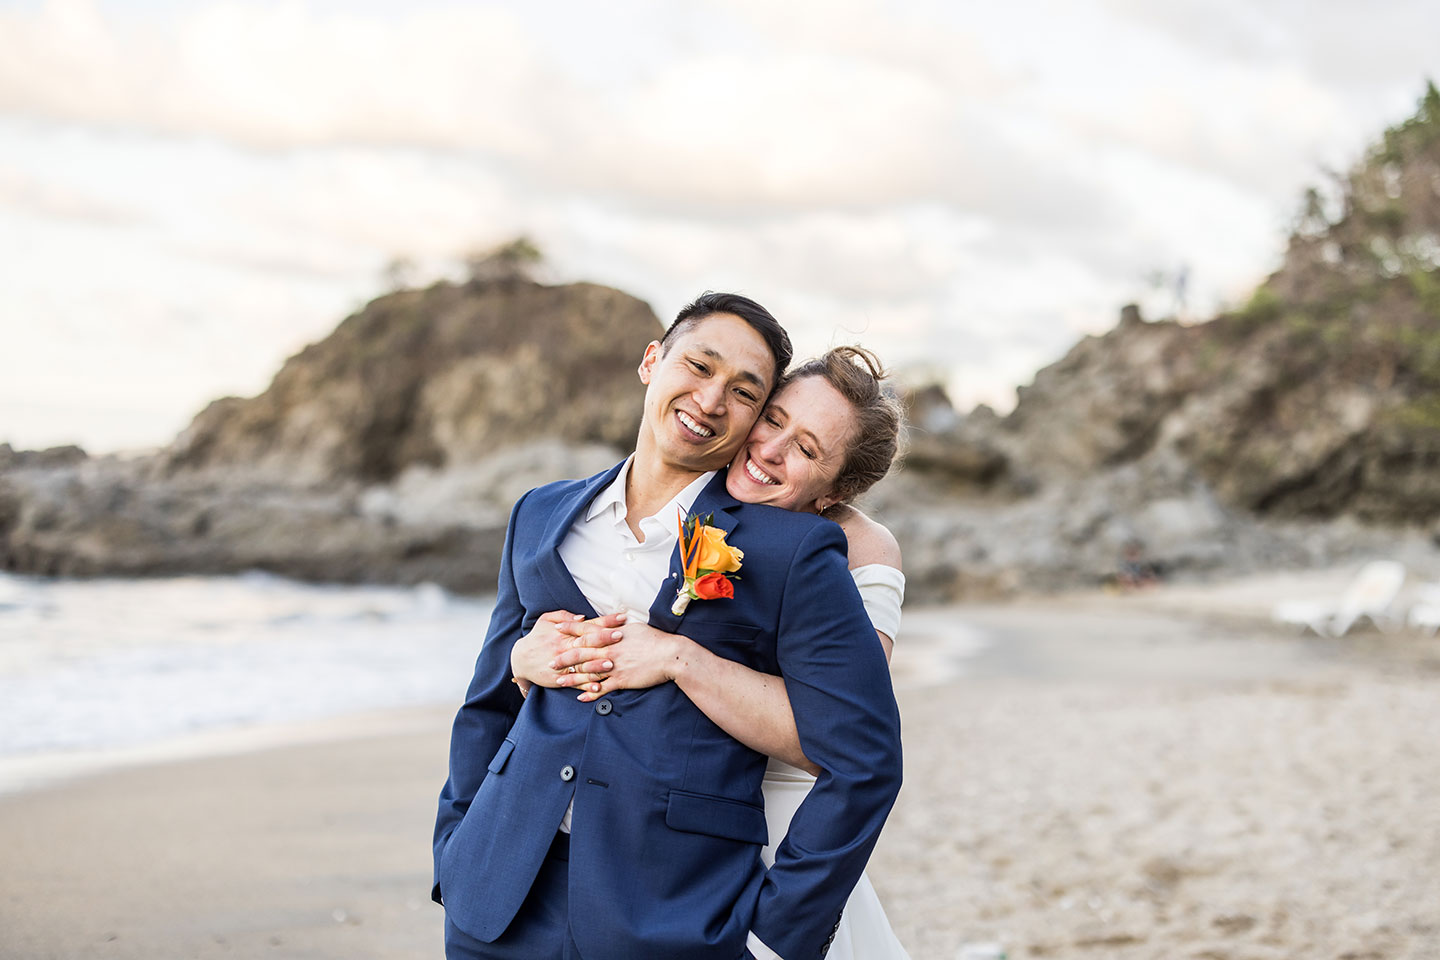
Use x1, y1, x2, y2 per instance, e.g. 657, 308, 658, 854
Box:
745, 458, 779, 485
676, 411, 714, 437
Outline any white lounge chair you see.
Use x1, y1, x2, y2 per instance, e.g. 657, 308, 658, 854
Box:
1407, 583, 1440, 637
1272, 561, 1407, 637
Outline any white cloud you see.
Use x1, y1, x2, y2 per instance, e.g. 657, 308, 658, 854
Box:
0, 0, 552, 153
0, 162, 137, 224
1, 0, 1436, 449
0, 0, 1110, 222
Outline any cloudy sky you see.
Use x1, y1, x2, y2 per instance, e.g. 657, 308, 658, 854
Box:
2, 0, 1436, 453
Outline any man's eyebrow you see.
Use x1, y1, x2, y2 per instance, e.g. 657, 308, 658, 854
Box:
734, 369, 767, 390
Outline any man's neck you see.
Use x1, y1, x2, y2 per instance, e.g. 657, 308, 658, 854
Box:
624, 451, 709, 542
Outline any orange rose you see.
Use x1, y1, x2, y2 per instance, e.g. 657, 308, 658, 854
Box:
693, 525, 743, 573
692, 572, 734, 600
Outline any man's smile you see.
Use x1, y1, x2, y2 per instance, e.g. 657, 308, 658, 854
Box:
675, 410, 716, 439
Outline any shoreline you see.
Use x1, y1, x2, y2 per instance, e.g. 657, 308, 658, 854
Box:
0, 703, 454, 798
3, 583, 1438, 959
0, 564, 1417, 799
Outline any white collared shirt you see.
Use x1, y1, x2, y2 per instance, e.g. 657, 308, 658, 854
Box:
555, 458, 784, 960
557, 455, 714, 627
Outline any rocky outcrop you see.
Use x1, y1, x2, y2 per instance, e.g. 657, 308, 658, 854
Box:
0, 442, 623, 592
1, 277, 658, 591
161, 278, 659, 485
883, 280, 1440, 598
878, 85, 1440, 598
0, 443, 87, 471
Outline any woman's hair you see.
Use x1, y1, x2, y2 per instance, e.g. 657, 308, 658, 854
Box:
784, 345, 905, 505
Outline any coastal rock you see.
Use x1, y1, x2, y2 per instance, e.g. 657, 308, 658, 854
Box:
161, 278, 659, 485
1, 277, 653, 591
898, 386, 1011, 491
0, 443, 87, 471
0, 456, 507, 591
875, 87, 1440, 597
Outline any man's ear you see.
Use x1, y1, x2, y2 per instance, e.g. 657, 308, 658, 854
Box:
638, 341, 663, 384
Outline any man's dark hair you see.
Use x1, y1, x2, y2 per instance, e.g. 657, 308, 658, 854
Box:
661, 292, 793, 392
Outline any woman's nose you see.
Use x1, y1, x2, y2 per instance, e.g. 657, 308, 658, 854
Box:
755, 433, 786, 462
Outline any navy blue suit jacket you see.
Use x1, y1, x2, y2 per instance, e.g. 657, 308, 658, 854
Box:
433, 464, 903, 960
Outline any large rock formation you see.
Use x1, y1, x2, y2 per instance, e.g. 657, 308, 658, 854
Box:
876, 84, 1440, 597
1, 277, 660, 591
162, 278, 658, 484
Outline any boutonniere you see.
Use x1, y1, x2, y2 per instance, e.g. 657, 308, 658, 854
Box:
670, 508, 743, 616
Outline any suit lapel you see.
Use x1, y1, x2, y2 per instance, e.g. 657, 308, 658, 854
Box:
534, 460, 626, 620
647, 471, 742, 632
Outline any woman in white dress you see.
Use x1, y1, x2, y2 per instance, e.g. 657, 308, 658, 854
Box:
512, 345, 911, 960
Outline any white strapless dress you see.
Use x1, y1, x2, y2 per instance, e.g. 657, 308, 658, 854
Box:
759, 564, 911, 960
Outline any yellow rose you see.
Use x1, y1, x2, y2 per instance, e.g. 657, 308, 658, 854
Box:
693, 525, 743, 573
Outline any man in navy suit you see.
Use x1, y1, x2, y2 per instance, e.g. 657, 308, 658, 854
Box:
433, 293, 903, 960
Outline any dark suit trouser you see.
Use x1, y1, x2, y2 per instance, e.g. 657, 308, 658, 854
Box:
444, 835, 578, 960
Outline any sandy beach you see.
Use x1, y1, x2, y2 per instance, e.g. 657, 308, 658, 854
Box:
3, 573, 1439, 960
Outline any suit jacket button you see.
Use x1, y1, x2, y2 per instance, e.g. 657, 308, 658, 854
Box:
595, 699, 613, 715
560, 764, 575, 782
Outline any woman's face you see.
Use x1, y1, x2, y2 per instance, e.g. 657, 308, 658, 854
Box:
725, 376, 858, 513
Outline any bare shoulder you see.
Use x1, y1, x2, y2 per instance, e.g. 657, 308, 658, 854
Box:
826, 505, 902, 572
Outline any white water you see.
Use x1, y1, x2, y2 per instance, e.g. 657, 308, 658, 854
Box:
0, 571, 493, 784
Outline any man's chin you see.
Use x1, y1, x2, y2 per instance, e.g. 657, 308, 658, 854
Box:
667, 446, 739, 475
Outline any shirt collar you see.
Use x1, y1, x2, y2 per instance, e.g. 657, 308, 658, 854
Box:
586, 455, 718, 527
585, 456, 633, 522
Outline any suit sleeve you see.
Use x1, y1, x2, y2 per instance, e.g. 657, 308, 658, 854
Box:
750, 521, 903, 960
432, 490, 531, 904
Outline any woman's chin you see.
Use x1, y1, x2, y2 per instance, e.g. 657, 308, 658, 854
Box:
726, 471, 799, 510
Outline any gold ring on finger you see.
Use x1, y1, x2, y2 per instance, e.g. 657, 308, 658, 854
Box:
566, 665, 577, 674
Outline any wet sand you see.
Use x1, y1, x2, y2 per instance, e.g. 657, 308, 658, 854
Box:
3, 574, 1439, 959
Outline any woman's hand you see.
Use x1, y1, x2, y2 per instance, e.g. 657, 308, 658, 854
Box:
547, 620, 692, 701
510, 610, 627, 697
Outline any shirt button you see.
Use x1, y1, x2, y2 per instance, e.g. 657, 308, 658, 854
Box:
559, 764, 575, 782
625, 553, 635, 563
595, 699, 613, 715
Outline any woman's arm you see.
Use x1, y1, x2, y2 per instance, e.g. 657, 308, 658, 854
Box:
568, 621, 821, 774
831, 504, 902, 661
547, 511, 903, 776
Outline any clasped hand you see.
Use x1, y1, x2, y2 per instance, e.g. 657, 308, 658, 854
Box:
510, 610, 687, 702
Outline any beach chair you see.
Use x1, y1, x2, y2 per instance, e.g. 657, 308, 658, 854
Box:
1407, 583, 1440, 637
1272, 561, 1407, 637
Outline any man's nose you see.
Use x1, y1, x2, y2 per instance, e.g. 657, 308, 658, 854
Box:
694, 381, 727, 415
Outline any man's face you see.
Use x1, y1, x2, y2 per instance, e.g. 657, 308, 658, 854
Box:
637, 312, 775, 475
